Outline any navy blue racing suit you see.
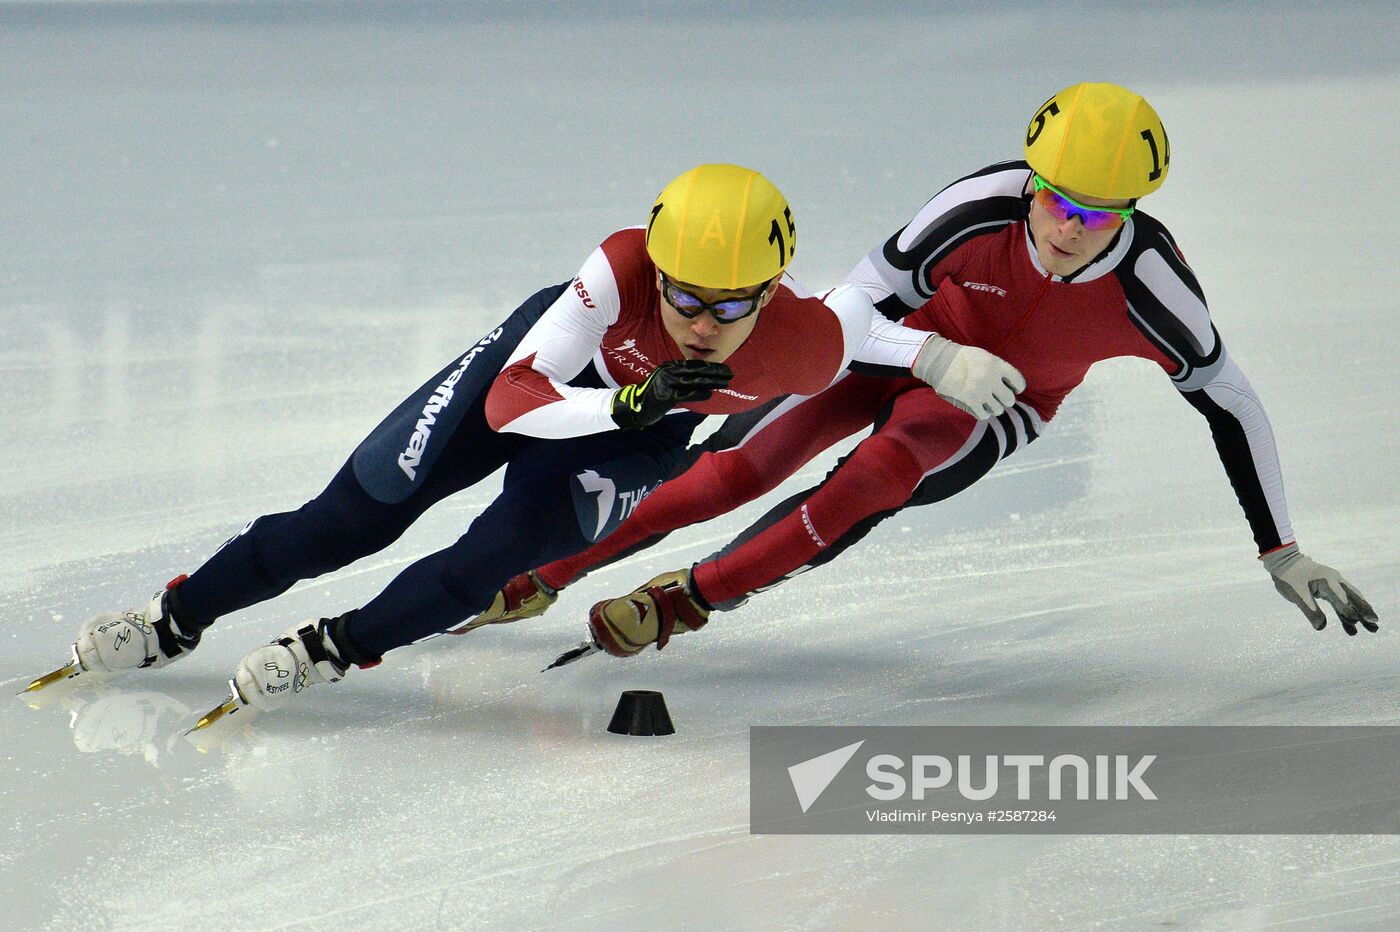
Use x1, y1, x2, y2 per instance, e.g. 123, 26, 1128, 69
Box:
174, 283, 698, 660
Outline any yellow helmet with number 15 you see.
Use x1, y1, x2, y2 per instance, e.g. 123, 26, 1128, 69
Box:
645, 163, 795, 290
1024, 82, 1170, 200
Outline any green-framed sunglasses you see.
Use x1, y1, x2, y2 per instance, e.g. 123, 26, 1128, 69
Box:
1031, 174, 1135, 231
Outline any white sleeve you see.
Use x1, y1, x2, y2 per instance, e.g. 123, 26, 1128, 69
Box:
489, 247, 621, 438
856, 313, 932, 371
1123, 222, 1296, 553
1179, 348, 1295, 552
820, 283, 932, 372
845, 252, 902, 307
819, 284, 875, 378
845, 163, 1030, 314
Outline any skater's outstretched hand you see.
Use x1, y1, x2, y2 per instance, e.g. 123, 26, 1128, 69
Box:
1262, 544, 1378, 635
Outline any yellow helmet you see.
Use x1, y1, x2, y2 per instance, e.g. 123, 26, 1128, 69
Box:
645, 163, 795, 290
1024, 82, 1170, 200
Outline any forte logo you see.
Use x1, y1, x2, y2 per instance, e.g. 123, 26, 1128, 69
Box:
787, 742, 1157, 812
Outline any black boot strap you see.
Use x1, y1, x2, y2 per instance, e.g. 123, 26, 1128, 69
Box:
151, 590, 201, 660
297, 622, 349, 677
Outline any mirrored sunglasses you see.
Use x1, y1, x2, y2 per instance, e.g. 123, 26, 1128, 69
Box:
1031, 174, 1134, 232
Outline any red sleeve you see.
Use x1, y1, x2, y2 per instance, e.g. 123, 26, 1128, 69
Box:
480, 234, 637, 439
485, 353, 564, 431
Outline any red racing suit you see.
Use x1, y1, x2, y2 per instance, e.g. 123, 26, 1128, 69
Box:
536, 162, 1294, 609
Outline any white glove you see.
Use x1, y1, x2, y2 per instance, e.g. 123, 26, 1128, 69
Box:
912, 335, 1026, 420
1261, 543, 1378, 636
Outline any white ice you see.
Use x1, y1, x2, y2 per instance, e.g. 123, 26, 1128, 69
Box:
2, 2, 1399, 929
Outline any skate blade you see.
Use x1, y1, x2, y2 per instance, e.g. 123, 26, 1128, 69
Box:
543, 640, 599, 671
21, 661, 83, 695
450, 611, 530, 634
187, 679, 250, 735
189, 697, 242, 733
447, 616, 496, 635
18, 647, 93, 708
184, 705, 259, 754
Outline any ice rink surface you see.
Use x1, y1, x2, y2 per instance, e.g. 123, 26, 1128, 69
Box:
2, 1, 1399, 928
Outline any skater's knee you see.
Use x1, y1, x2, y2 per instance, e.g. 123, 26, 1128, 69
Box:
703, 449, 778, 501
305, 503, 406, 567
262, 483, 413, 577
437, 497, 574, 607
840, 435, 924, 509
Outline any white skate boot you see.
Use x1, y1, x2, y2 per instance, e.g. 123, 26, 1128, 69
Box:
232, 620, 350, 713
188, 620, 358, 733
24, 577, 201, 697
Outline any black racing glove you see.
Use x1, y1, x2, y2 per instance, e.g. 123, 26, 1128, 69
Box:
610, 359, 733, 430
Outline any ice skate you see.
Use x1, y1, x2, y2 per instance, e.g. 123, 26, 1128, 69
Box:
190, 620, 349, 731
450, 570, 558, 634
545, 570, 710, 669
22, 576, 200, 699
588, 569, 711, 657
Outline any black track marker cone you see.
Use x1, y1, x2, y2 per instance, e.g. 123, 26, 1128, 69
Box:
607, 689, 675, 736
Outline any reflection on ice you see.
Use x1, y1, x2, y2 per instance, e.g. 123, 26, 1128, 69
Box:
66, 690, 194, 768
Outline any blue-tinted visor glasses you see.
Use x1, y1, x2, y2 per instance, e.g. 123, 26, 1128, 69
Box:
659, 274, 770, 323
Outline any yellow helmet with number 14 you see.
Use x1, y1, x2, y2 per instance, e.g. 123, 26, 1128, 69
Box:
645, 163, 795, 290
1024, 82, 1170, 200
